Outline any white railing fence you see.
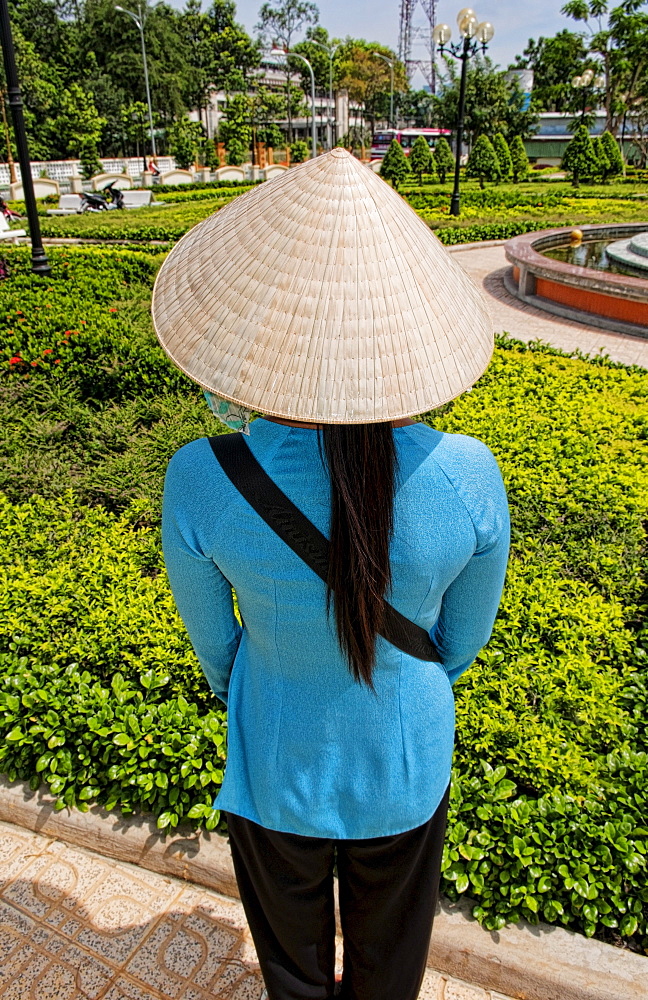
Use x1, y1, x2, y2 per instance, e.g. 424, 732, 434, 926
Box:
0, 156, 177, 186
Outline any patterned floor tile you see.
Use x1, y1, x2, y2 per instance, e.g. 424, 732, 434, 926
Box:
0, 818, 515, 1000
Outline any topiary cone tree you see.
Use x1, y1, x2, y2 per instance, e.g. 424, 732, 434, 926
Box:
409, 135, 433, 185
380, 139, 411, 191
509, 135, 529, 183
466, 135, 500, 189
562, 125, 598, 188
592, 136, 610, 182
433, 136, 455, 185
493, 133, 513, 182
599, 130, 624, 180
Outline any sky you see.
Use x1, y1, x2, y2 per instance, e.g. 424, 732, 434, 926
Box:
223, 0, 579, 83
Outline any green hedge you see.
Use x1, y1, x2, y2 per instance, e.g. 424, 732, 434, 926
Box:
39, 197, 235, 242
435, 220, 567, 244
152, 178, 262, 194
1, 246, 647, 950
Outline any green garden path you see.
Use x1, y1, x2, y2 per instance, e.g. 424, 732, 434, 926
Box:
0, 818, 516, 1000
448, 243, 648, 369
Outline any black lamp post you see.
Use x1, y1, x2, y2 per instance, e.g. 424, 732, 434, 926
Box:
0, 0, 50, 275
434, 9, 495, 217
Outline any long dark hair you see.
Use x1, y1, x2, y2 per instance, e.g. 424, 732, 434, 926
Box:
320, 423, 397, 689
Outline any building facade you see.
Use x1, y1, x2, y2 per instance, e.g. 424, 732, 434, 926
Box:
190, 65, 366, 150
524, 111, 637, 166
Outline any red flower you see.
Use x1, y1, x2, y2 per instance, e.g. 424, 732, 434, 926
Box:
43, 348, 53, 355
30, 360, 38, 367
109, 308, 117, 313
9, 356, 21, 365
54, 359, 60, 365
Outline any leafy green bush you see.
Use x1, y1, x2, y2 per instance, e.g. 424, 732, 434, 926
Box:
39, 197, 235, 242
435, 221, 566, 244
152, 179, 262, 193
0, 248, 647, 950
0, 247, 186, 404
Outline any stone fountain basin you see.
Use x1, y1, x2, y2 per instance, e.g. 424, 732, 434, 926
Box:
606, 231, 648, 271
504, 223, 648, 337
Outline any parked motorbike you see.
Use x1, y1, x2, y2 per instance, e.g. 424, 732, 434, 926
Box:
80, 182, 125, 213
0, 197, 24, 223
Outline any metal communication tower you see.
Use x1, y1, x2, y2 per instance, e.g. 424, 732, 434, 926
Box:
398, 0, 438, 93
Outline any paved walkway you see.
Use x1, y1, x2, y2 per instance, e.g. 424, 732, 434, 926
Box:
449, 244, 648, 369
0, 819, 514, 1000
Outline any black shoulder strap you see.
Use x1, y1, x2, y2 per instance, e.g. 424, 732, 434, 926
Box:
208, 433, 441, 663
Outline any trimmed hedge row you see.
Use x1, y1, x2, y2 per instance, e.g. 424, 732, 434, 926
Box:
1, 246, 647, 951
434, 220, 568, 244
39, 196, 234, 243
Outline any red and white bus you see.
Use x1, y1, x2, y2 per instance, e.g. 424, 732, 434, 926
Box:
370, 128, 452, 159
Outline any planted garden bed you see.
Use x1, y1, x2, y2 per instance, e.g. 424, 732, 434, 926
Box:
0, 246, 646, 953
34, 178, 648, 246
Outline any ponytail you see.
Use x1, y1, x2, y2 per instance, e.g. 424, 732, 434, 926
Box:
320, 423, 397, 689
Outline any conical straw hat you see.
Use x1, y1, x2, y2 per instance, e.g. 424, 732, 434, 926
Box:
151, 148, 493, 423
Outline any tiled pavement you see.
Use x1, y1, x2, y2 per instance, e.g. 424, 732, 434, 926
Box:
449, 243, 648, 369
0, 819, 515, 1000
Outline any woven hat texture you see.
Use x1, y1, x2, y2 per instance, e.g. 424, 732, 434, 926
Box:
151, 148, 493, 423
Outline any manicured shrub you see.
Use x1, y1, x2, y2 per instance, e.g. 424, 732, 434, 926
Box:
380, 139, 411, 191
509, 135, 529, 183
1, 234, 648, 949
492, 133, 512, 181
562, 125, 599, 187
592, 136, 610, 181
289, 140, 310, 164
410, 134, 434, 184
434, 220, 569, 245
599, 130, 625, 180
433, 135, 455, 184
466, 136, 501, 188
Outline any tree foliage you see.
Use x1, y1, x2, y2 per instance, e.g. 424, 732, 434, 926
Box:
561, 123, 599, 185
433, 58, 539, 147
492, 133, 512, 181
166, 116, 203, 169
466, 135, 500, 188
1, 0, 261, 161
509, 135, 529, 183
256, 0, 318, 142
510, 30, 590, 112
379, 138, 410, 190
409, 134, 433, 183
561, 0, 648, 135
289, 138, 310, 162
336, 41, 407, 131
599, 128, 625, 176
433, 135, 455, 184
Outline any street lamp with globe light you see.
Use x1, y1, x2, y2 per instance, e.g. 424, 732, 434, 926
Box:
115, 4, 157, 165
310, 39, 340, 150
433, 9, 495, 216
271, 48, 317, 160
571, 69, 605, 126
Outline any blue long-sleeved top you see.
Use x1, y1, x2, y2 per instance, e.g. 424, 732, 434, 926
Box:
162, 418, 510, 838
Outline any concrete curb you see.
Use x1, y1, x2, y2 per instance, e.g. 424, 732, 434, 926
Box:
447, 239, 508, 251
1, 777, 646, 1000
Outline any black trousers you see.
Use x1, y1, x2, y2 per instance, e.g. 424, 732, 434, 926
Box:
225, 786, 450, 1000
